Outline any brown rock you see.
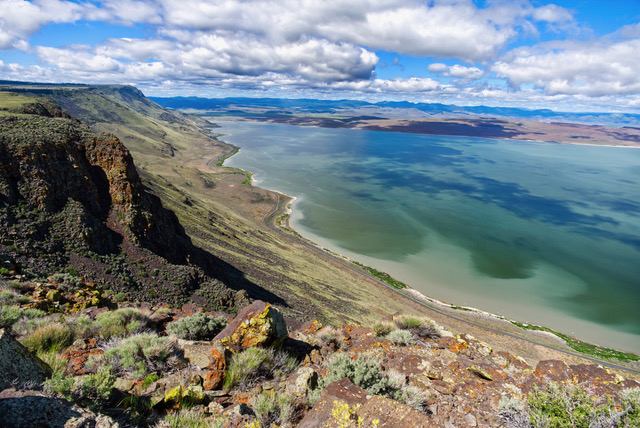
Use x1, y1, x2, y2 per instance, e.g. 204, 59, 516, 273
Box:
533, 360, 572, 383
358, 395, 431, 427
297, 378, 368, 428
0, 389, 119, 427
203, 341, 230, 390
214, 300, 287, 353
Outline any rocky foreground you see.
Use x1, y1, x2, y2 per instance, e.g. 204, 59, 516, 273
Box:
0, 273, 638, 427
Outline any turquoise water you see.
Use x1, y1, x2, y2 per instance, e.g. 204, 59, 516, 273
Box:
219, 121, 640, 353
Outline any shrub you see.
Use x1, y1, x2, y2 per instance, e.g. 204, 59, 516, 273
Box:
394, 316, 423, 329
315, 327, 346, 350
45, 365, 115, 404
157, 408, 224, 428
166, 312, 227, 340
620, 387, 640, 426
321, 353, 387, 395
372, 322, 395, 337
67, 314, 96, 339
224, 347, 298, 391
76, 365, 116, 401
384, 369, 426, 411
21, 322, 74, 354
528, 382, 607, 428
0, 305, 46, 327
251, 390, 295, 426
386, 329, 415, 346
498, 395, 530, 428
49, 272, 83, 292
394, 316, 440, 340
102, 333, 184, 378
0, 289, 31, 304
95, 308, 151, 339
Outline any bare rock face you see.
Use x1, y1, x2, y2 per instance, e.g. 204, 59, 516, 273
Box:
299, 378, 431, 427
0, 389, 119, 428
0, 328, 51, 390
214, 300, 288, 353
297, 378, 368, 428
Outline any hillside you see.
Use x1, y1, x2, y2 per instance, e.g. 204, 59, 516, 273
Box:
0, 83, 639, 426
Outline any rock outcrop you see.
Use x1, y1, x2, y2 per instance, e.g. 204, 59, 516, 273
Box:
0, 388, 119, 428
214, 300, 288, 353
0, 328, 51, 390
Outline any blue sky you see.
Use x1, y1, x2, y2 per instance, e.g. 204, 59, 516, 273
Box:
1, 0, 639, 112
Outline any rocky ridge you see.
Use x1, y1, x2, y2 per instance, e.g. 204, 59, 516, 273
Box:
0, 94, 246, 311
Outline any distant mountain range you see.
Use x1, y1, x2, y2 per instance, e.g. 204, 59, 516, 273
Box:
151, 96, 640, 128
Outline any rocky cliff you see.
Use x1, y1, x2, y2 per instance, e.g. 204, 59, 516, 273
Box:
0, 94, 245, 310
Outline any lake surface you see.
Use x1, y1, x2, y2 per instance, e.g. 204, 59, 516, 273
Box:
219, 121, 640, 353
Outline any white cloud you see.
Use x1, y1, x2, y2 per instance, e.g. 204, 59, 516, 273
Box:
493, 38, 640, 96
156, 0, 574, 62
0, 0, 83, 49
429, 63, 483, 79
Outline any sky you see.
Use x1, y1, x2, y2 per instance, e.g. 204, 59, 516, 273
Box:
1, 0, 640, 112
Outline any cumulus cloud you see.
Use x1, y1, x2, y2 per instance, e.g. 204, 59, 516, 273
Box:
428, 63, 483, 79
0, 0, 83, 49
493, 38, 640, 96
156, 0, 574, 62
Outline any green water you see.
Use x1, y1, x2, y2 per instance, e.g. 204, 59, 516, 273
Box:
220, 121, 640, 353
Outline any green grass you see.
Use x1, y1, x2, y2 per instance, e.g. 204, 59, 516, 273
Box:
353, 261, 407, 289
511, 321, 639, 362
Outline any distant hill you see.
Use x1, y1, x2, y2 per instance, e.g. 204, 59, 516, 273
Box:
151, 96, 640, 128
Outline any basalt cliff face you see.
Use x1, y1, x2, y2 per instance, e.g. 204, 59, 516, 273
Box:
0, 96, 245, 311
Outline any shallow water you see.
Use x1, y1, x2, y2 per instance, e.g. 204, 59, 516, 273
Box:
219, 121, 640, 353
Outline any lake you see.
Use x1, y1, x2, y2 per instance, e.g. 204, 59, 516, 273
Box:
219, 120, 640, 353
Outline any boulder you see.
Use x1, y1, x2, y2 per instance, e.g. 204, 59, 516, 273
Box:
297, 378, 368, 428
357, 395, 431, 427
0, 388, 119, 427
0, 328, 51, 390
214, 300, 287, 353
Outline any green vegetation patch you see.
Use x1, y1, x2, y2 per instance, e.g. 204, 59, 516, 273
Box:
352, 261, 407, 289
511, 321, 639, 362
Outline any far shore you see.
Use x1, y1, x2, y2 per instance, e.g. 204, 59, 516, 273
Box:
247, 115, 640, 148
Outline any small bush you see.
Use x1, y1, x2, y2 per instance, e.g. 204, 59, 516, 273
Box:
394, 316, 440, 340
224, 347, 298, 391
620, 387, 640, 426
21, 322, 74, 354
0, 305, 46, 327
95, 308, 151, 339
102, 333, 184, 378
321, 353, 387, 395
528, 382, 607, 428
372, 322, 395, 337
251, 390, 295, 426
76, 365, 116, 401
157, 408, 224, 428
45, 364, 115, 404
386, 329, 415, 346
498, 395, 530, 428
395, 316, 423, 329
166, 312, 227, 340
315, 327, 346, 350
0, 289, 31, 304
49, 272, 83, 292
